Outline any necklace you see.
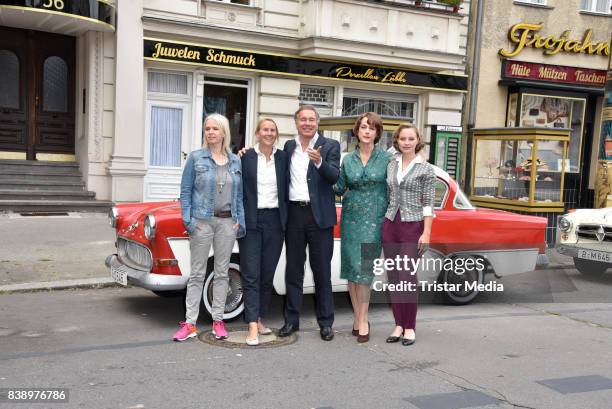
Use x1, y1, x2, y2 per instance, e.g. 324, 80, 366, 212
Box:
216, 163, 228, 193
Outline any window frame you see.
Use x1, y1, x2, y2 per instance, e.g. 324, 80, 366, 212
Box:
580, 0, 612, 14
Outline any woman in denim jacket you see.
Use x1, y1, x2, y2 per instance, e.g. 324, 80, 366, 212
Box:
173, 113, 245, 342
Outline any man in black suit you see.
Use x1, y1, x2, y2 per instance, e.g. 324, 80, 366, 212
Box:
278, 105, 340, 341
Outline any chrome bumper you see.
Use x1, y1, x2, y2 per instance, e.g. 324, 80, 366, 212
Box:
556, 243, 612, 259
105, 254, 188, 291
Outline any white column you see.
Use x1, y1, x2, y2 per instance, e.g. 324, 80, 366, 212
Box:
108, 0, 147, 202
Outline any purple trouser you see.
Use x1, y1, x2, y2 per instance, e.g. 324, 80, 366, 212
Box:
381, 211, 423, 330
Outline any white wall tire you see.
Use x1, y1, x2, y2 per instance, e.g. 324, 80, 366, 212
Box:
202, 258, 244, 321
440, 256, 485, 305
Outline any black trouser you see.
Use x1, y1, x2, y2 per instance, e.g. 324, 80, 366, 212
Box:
239, 208, 284, 323
284, 202, 334, 328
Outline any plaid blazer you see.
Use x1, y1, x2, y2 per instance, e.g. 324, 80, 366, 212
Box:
385, 154, 436, 222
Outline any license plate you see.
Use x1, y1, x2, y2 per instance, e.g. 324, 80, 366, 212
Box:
111, 266, 128, 286
577, 249, 612, 263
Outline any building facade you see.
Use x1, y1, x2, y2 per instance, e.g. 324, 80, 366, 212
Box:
0, 0, 471, 203
465, 0, 611, 220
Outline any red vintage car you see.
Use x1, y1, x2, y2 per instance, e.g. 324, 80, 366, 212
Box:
106, 165, 549, 320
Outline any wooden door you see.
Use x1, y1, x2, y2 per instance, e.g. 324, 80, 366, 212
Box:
0, 27, 75, 160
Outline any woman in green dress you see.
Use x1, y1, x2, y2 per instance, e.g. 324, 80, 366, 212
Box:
333, 112, 390, 343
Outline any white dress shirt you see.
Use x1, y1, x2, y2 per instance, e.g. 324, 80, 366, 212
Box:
395, 154, 433, 217
254, 143, 278, 209
289, 133, 319, 201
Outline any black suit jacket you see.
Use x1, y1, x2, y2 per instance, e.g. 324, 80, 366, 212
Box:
284, 134, 340, 229
241, 148, 288, 231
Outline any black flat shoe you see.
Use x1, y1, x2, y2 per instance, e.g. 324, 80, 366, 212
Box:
386, 335, 400, 343
401, 336, 415, 346
320, 326, 334, 341
278, 323, 299, 338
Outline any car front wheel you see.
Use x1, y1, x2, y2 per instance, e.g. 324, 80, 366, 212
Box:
439, 256, 485, 305
573, 257, 610, 277
201, 255, 244, 321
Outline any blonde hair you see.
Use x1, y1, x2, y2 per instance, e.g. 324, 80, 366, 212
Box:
203, 113, 232, 153
255, 117, 279, 145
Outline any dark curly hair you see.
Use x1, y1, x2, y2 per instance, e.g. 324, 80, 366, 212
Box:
352, 112, 384, 145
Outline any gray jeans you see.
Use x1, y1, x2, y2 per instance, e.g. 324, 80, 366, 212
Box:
185, 217, 237, 324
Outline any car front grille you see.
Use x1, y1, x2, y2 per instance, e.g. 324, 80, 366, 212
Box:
117, 237, 153, 271
576, 224, 612, 243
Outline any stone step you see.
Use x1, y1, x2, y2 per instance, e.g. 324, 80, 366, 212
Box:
0, 167, 82, 176
0, 173, 83, 183
0, 189, 96, 201
0, 159, 79, 171
0, 179, 85, 191
0, 199, 113, 213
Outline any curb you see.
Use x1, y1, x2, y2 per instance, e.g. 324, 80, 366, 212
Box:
0, 277, 119, 294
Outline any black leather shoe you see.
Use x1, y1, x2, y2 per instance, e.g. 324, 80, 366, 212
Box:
402, 336, 415, 346
320, 326, 334, 341
278, 323, 299, 337
386, 335, 400, 343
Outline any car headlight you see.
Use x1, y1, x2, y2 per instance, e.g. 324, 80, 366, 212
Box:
144, 214, 156, 240
108, 207, 119, 228
558, 216, 572, 232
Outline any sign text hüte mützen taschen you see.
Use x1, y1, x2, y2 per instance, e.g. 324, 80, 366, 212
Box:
502, 60, 607, 88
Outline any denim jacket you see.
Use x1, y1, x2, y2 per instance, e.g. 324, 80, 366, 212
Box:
180, 148, 246, 238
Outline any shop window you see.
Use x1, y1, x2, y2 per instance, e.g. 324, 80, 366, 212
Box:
0, 50, 19, 109
149, 106, 183, 167
148, 71, 189, 95
43, 56, 68, 113
299, 85, 334, 117
508, 93, 585, 174
580, 0, 611, 13
342, 94, 415, 120
340, 90, 417, 151
203, 78, 249, 152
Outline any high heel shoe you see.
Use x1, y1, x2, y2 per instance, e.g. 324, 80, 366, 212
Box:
357, 322, 370, 343
353, 321, 369, 337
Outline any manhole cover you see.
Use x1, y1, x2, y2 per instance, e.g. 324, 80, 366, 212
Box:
198, 329, 297, 349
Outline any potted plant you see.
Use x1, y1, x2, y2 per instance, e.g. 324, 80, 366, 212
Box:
437, 0, 462, 12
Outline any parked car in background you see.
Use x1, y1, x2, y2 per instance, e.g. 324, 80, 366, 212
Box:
556, 207, 612, 276
106, 165, 549, 320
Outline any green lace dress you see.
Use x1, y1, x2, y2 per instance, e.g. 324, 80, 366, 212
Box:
333, 146, 391, 285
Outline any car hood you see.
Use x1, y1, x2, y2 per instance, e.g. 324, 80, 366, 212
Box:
116, 201, 181, 241
567, 207, 612, 225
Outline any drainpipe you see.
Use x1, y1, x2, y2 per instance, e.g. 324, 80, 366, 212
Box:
463, 0, 484, 192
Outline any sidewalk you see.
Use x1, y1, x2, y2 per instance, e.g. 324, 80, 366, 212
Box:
0, 210, 574, 293
0, 212, 117, 293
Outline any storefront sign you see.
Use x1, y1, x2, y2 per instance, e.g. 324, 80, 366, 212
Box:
502, 60, 606, 88
144, 38, 468, 93
499, 23, 609, 58
0, 0, 115, 30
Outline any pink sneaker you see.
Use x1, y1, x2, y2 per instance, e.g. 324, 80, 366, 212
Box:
212, 320, 228, 339
173, 321, 197, 342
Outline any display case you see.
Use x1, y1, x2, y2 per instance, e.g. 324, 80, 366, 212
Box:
470, 128, 570, 213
